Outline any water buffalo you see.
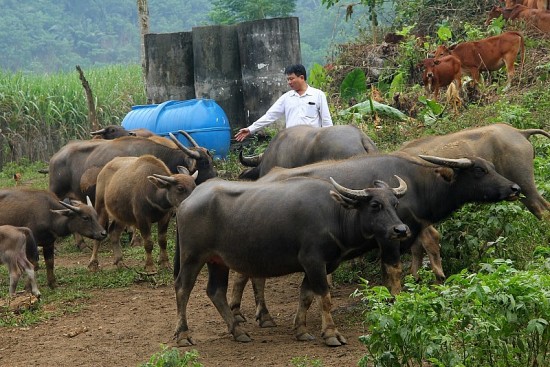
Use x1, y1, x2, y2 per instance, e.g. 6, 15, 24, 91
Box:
400, 123, 550, 219
238, 125, 378, 180
0, 225, 40, 297
174, 176, 409, 347
49, 131, 215, 249
0, 189, 107, 288
399, 123, 550, 280
90, 125, 156, 139
229, 153, 521, 327
89, 155, 197, 272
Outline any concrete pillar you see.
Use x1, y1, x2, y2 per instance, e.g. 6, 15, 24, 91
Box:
144, 32, 195, 104
192, 24, 245, 131
237, 17, 301, 127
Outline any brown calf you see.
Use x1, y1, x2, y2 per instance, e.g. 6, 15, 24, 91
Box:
418, 55, 462, 100
0, 225, 40, 297
506, 0, 548, 10
487, 4, 550, 32
433, 31, 525, 89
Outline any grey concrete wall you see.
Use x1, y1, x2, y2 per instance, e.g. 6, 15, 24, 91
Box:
144, 32, 195, 104
237, 17, 301, 126
192, 24, 246, 130
143, 17, 301, 132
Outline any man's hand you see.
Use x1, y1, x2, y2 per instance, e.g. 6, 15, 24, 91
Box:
235, 128, 251, 142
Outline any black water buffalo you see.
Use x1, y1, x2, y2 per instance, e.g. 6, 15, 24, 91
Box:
90, 155, 197, 272
400, 123, 550, 219
174, 176, 409, 347
90, 125, 155, 139
0, 189, 107, 288
49, 132, 215, 249
238, 125, 378, 180
229, 153, 521, 327
0, 225, 40, 297
399, 123, 550, 281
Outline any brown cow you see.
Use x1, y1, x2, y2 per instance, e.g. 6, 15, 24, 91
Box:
505, 0, 548, 10
0, 225, 40, 297
417, 55, 462, 101
433, 31, 525, 90
487, 5, 550, 32
89, 155, 197, 272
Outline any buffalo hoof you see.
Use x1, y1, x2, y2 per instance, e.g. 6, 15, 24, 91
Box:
176, 334, 195, 347
324, 335, 347, 347
234, 332, 252, 343
159, 260, 171, 270
296, 332, 315, 342
233, 313, 246, 323
258, 318, 276, 328
88, 260, 99, 272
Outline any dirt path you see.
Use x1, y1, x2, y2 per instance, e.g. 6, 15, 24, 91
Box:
0, 253, 369, 367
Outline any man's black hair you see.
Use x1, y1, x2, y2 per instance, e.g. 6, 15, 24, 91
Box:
284, 64, 307, 80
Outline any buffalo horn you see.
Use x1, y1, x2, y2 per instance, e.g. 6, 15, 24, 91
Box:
152, 174, 178, 184
90, 128, 106, 136
169, 133, 201, 160
178, 130, 199, 147
419, 155, 473, 169
391, 175, 407, 197
239, 150, 263, 167
329, 177, 370, 200
58, 200, 82, 213
86, 195, 93, 207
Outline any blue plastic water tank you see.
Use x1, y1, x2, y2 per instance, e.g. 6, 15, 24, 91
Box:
121, 99, 231, 159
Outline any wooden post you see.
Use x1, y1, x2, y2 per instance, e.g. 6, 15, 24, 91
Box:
76, 65, 99, 131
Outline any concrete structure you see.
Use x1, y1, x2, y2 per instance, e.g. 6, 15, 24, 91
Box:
143, 17, 300, 131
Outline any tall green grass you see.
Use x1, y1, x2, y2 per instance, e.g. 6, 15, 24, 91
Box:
0, 64, 145, 168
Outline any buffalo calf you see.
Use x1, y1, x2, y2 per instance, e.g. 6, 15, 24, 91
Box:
90, 155, 197, 272
0, 225, 40, 297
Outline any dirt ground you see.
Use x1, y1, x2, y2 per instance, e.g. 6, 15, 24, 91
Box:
0, 251, 370, 367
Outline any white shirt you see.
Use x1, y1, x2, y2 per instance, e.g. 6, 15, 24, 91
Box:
248, 85, 333, 134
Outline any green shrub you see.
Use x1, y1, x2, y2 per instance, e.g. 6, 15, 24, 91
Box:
356, 255, 550, 367
140, 345, 202, 367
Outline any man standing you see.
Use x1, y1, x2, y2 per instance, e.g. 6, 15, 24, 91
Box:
234, 64, 333, 142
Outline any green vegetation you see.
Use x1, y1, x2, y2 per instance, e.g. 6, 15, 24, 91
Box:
140, 346, 203, 367
0, 2, 549, 366
355, 253, 550, 367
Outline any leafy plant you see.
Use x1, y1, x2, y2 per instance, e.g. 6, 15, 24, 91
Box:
340, 68, 367, 102
339, 99, 408, 121
356, 256, 550, 367
308, 62, 330, 91
140, 345, 203, 367
290, 355, 324, 367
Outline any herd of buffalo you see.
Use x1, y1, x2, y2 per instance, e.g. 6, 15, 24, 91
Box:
1, 1, 550, 346
0, 120, 548, 347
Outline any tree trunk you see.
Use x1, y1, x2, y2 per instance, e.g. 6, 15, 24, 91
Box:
76, 65, 99, 131
137, 0, 150, 99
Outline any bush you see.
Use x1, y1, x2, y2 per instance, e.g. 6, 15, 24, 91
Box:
356, 254, 550, 367
140, 345, 202, 367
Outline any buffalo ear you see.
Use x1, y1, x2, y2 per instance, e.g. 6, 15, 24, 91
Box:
435, 167, 455, 183
147, 175, 169, 189
50, 209, 74, 217
330, 190, 358, 209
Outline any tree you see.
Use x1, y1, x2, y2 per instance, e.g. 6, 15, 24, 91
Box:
321, 0, 386, 42
137, 0, 149, 95
208, 0, 296, 25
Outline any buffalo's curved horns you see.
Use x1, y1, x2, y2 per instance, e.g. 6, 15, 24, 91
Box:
329, 177, 371, 200
419, 155, 474, 169
58, 200, 82, 213
151, 174, 178, 184
169, 132, 201, 160
90, 128, 106, 136
86, 196, 93, 207
178, 130, 199, 148
391, 175, 407, 197
239, 150, 263, 167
